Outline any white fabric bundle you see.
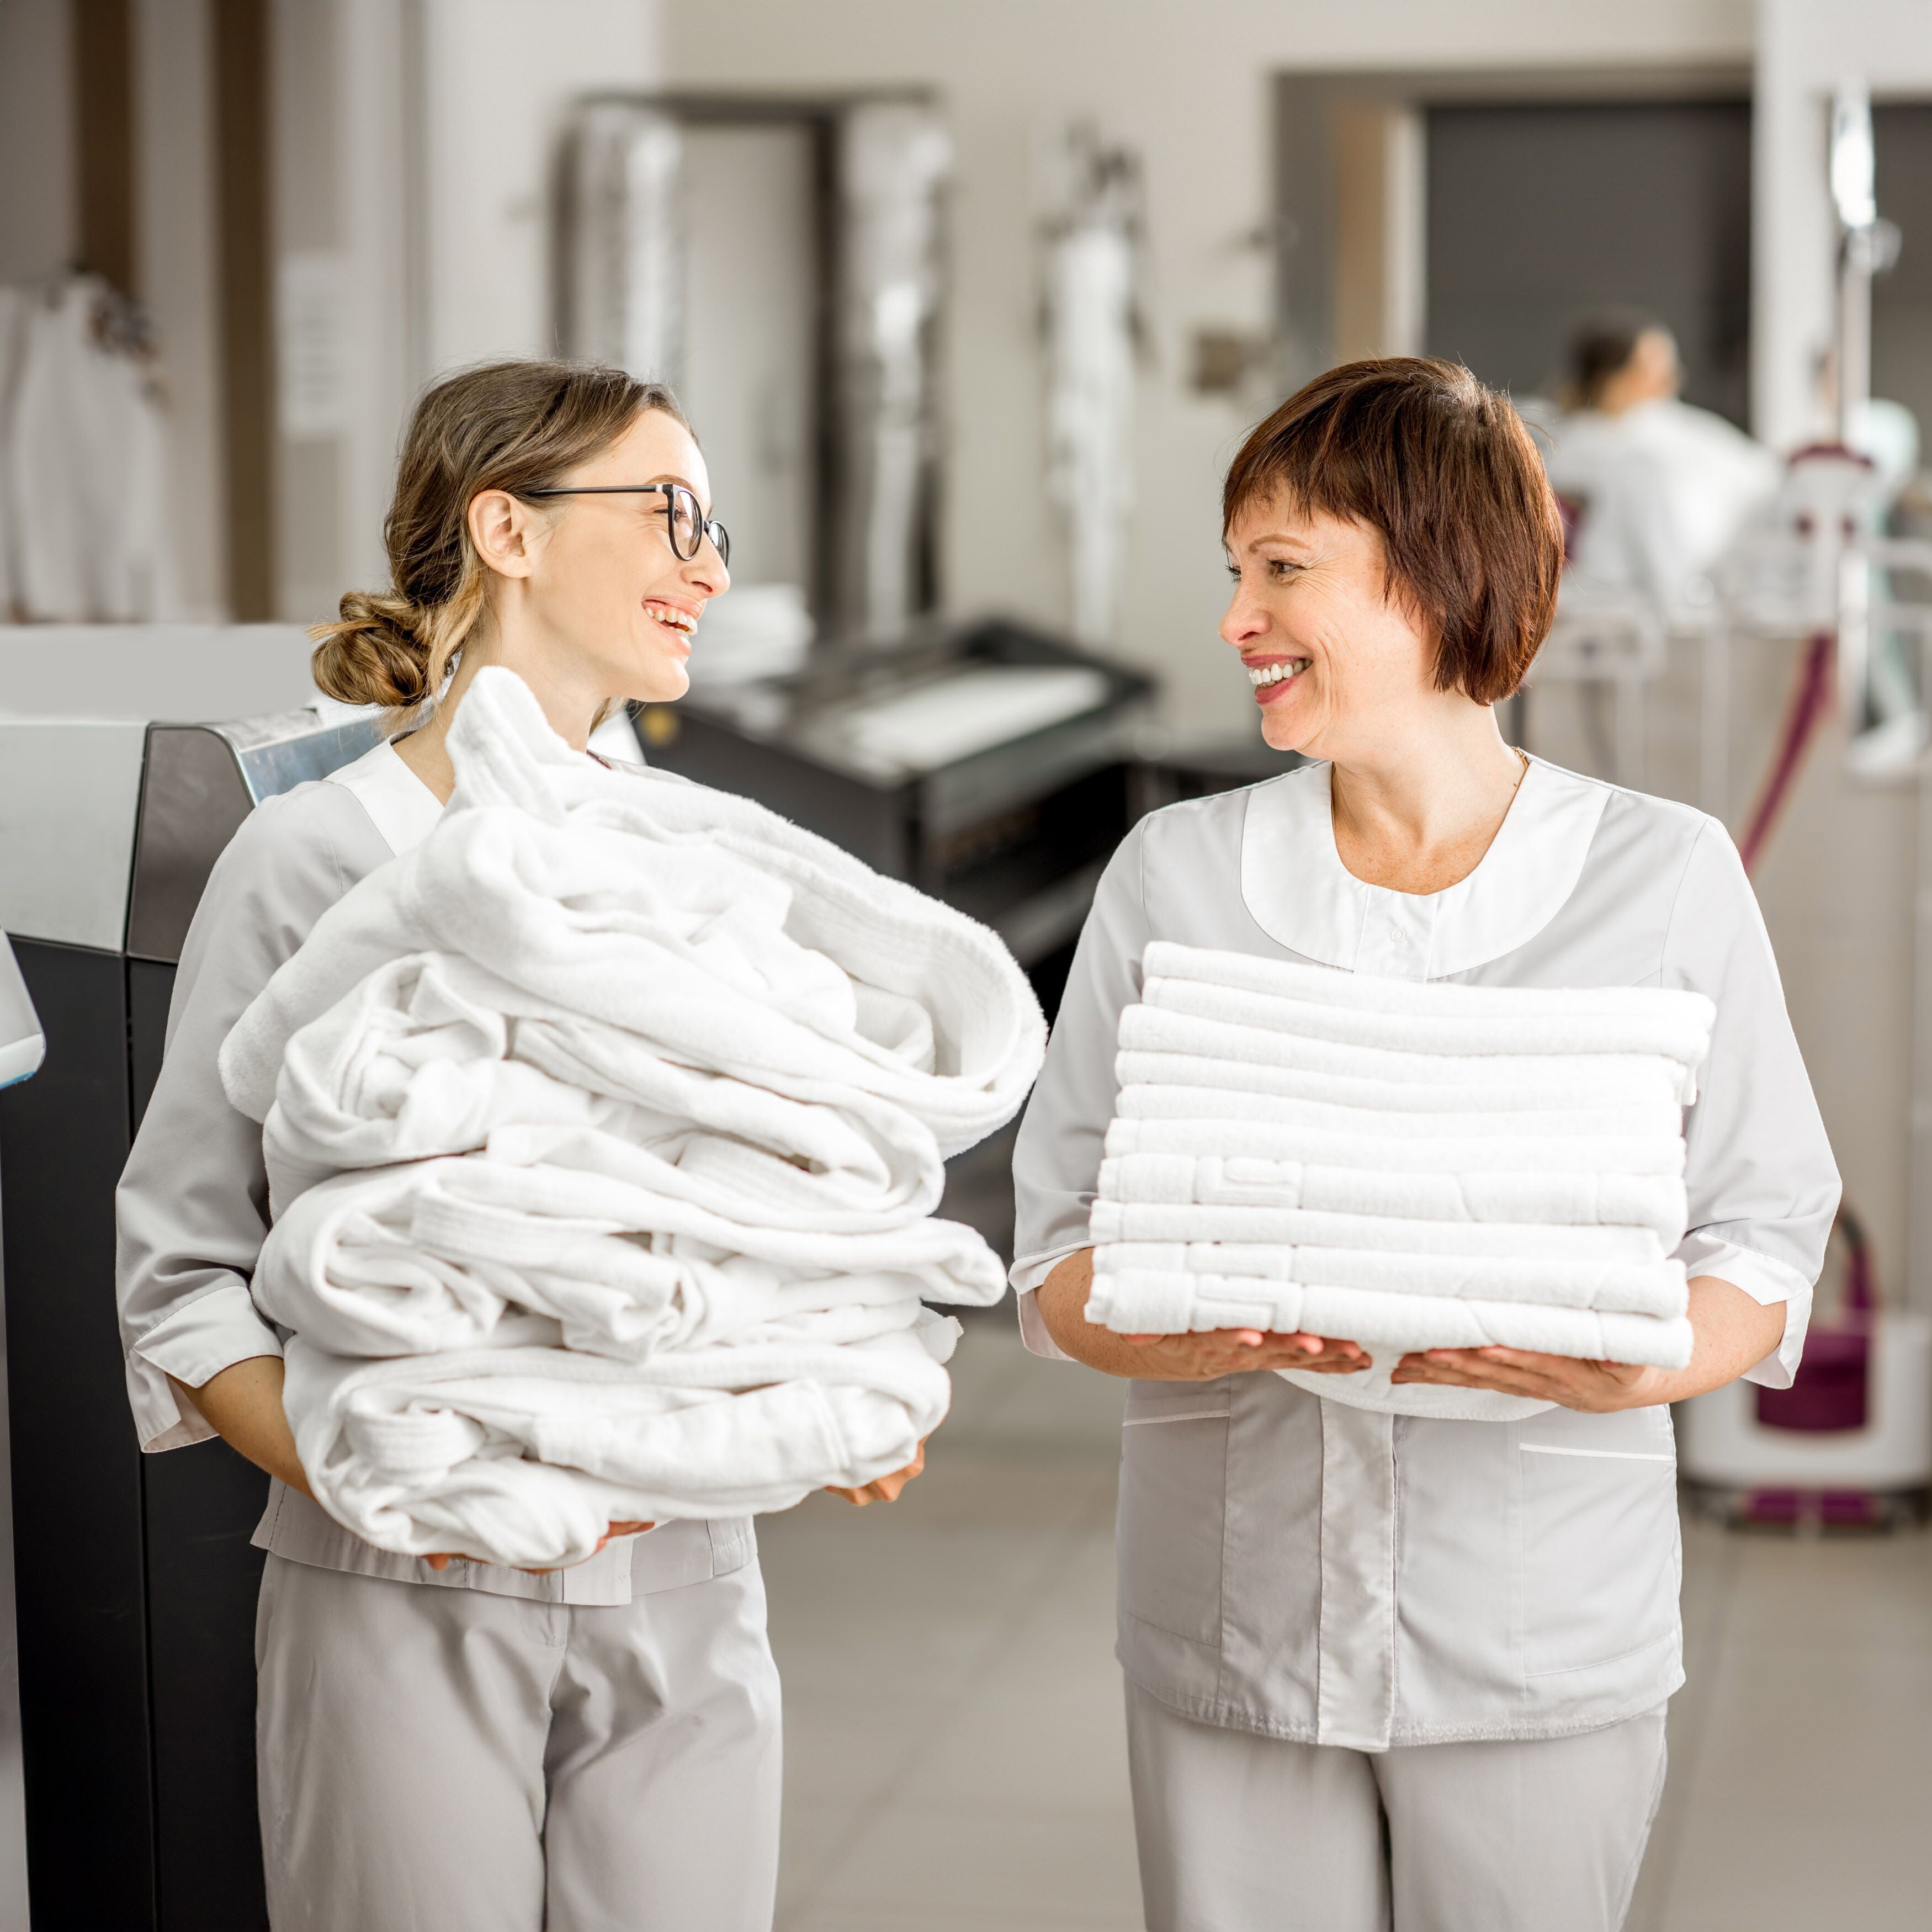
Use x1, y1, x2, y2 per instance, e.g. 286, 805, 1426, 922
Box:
223, 668, 1044, 1565
1085, 942, 1714, 1419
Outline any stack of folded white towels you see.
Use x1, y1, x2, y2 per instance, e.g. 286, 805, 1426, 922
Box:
1086, 942, 1715, 1416
220, 667, 1044, 1568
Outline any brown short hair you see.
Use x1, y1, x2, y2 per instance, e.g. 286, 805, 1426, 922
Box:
311, 359, 689, 723
1222, 357, 1561, 705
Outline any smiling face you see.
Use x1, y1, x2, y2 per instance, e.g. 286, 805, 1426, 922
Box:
540, 405, 728, 703
1221, 497, 1443, 761
475, 405, 729, 716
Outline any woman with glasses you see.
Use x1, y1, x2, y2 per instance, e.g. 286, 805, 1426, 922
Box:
1010, 358, 1838, 1931
115, 359, 915, 1930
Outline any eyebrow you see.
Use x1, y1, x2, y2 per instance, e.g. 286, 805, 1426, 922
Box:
644, 471, 709, 513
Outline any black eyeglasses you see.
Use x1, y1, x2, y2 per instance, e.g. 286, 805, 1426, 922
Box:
522, 481, 729, 567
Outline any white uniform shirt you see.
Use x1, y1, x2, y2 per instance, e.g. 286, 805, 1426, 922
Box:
1010, 758, 1838, 1746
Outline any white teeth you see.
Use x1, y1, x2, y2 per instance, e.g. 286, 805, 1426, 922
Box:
646, 604, 697, 633
1247, 659, 1309, 686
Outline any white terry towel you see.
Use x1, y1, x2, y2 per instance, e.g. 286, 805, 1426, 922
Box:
1084, 945, 1712, 1404
1089, 1236, 1685, 1319
284, 1315, 959, 1568
1098, 1150, 1690, 1244
253, 1150, 1004, 1362
1139, 941, 1715, 1095
222, 668, 1045, 1157
260, 950, 943, 1227
1086, 1266, 1692, 1367
1106, 1110, 1687, 1179
1116, 1009, 1689, 1108
1087, 1267, 1692, 1367
1113, 1048, 1685, 1119
221, 669, 1045, 1564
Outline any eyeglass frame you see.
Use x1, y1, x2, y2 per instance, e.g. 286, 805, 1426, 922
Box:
519, 481, 730, 567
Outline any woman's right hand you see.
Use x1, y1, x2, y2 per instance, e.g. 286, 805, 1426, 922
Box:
424, 1521, 657, 1575
1120, 1328, 1367, 1381
1036, 1249, 1367, 1380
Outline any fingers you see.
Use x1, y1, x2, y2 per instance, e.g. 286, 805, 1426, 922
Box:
424, 1552, 454, 1572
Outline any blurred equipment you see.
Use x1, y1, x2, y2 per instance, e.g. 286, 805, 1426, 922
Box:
1681, 1210, 1932, 1529
638, 618, 1151, 980
0, 938, 41, 1091
1529, 578, 1667, 788
0, 274, 181, 622
561, 93, 948, 645
1043, 129, 1143, 645
684, 581, 815, 690
1677, 87, 1932, 1521
0, 625, 380, 1930
0, 935, 40, 1928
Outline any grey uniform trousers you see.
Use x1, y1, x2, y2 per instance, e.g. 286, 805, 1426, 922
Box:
255, 1553, 783, 1932
1125, 1681, 1667, 1932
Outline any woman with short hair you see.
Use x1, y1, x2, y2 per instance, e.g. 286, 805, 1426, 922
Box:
1011, 358, 1837, 1931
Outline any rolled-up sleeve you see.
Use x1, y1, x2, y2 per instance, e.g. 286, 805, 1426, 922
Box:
1009, 819, 1153, 1358
116, 790, 367, 1449
1666, 819, 1841, 1387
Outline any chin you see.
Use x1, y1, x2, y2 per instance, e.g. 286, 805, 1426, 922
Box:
627, 660, 689, 705
1257, 704, 1312, 755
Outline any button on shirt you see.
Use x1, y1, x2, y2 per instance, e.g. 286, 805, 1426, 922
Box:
1009, 758, 1839, 1747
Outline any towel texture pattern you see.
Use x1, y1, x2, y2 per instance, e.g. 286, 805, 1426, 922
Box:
1085, 944, 1712, 1418
224, 668, 1044, 1564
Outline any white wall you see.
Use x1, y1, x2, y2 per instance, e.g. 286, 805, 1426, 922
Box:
664, 0, 1754, 736
282, 0, 664, 618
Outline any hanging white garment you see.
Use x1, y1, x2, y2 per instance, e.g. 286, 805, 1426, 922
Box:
4, 275, 181, 622
1046, 199, 1137, 645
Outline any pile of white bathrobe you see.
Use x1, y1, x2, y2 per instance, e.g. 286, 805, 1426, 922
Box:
220, 668, 1045, 1568
1085, 942, 1715, 1416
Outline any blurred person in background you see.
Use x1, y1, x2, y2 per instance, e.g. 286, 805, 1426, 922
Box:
1541, 310, 1780, 614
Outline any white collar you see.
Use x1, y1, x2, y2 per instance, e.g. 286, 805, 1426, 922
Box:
324, 738, 445, 858
1239, 756, 1610, 980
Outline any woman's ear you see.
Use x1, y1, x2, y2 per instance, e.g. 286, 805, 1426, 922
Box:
469, 489, 541, 581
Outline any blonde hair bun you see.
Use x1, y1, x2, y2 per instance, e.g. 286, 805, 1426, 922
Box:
310, 590, 435, 710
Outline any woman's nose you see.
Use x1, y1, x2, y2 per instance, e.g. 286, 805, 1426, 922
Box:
686, 544, 729, 598
1220, 586, 1267, 649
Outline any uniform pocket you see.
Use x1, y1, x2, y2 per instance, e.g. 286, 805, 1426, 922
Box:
1115, 1379, 1230, 1646
1520, 1426, 1679, 1678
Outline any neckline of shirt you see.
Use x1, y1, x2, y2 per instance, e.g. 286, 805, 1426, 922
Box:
1239, 755, 1612, 980
323, 737, 445, 859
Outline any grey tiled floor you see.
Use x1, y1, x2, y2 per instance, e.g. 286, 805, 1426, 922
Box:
758, 1318, 1932, 1931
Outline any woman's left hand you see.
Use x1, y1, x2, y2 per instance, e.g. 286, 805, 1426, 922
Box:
1390, 1347, 1671, 1413
826, 1437, 927, 1506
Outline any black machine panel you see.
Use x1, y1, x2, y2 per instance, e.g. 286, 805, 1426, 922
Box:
0, 941, 157, 1929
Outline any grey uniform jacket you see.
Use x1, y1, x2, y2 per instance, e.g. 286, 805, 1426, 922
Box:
115, 739, 752, 1604
1010, 757, 1839, 1748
